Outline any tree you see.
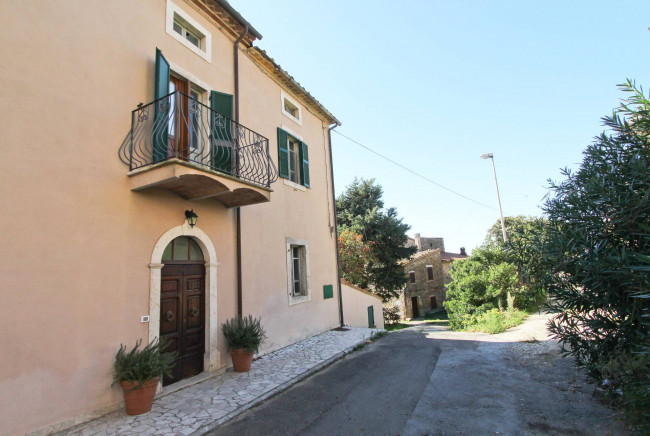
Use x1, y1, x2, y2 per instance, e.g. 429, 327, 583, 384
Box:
337, 229, 376, 287
543, 80, 650, 426
485, 215, 551, 309
337, 178, 416, 301
444, 246, 522, 329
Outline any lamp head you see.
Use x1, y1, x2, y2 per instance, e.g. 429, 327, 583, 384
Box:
185, 209, 198, 227
480, 153, 494, 159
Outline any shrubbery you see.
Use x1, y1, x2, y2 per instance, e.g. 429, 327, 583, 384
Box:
544, 80, 650, 429
444, 246, 535, 331
382, 300, 403, 325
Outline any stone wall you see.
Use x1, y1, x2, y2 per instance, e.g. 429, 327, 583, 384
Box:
406, 233, 445, 252
401, 250, 446, 319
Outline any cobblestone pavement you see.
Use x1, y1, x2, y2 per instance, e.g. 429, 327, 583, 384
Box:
58, 328, 380, 436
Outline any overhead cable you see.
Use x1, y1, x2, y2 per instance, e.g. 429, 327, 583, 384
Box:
333, 130, 498, 211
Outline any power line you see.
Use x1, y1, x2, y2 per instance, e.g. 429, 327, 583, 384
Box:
332, 130, 498, 211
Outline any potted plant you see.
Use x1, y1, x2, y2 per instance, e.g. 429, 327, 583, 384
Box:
113, 338, 176, 415
221, 315, 266, 372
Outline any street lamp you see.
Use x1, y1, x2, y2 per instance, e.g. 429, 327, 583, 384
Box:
480, 153, 507, 242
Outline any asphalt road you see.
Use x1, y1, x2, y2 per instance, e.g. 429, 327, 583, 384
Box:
205, 328, 441, 436
206, 315, 628, 436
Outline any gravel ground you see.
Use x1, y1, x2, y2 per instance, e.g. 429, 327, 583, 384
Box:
405, 313, 631, 436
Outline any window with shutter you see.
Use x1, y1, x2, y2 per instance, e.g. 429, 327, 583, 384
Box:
277, 128, 310, 188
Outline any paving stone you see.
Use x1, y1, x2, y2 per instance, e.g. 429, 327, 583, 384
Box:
57, 328, 379, 435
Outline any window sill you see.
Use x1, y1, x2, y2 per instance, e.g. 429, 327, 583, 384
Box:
283, 179, 307, 191
289, 294, 311, 306
281, 110, 302, 126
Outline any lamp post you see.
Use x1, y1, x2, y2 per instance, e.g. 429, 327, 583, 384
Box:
480, 153, 507, 242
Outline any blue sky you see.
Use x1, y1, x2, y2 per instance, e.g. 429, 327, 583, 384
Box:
230, 0, 650, 252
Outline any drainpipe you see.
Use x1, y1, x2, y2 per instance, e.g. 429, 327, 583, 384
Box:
328, 122, 344, 327
234, 25, 248, 318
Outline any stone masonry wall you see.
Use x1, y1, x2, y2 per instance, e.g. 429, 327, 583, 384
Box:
402, 250, 445, 319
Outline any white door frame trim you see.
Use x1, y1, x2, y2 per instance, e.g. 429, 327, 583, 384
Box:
149, 222, 220, 373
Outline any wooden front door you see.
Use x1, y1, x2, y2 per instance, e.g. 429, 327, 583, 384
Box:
411, 296, 419, 318
160, 262, 205, 386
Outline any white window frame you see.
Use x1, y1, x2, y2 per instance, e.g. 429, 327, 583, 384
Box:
281, 91, 302, 126
166, 0, 212, 63
286, 238, 310, 305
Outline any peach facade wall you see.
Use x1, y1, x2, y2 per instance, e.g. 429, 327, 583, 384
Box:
0, 1, 339, 434
341, 284, 385, 329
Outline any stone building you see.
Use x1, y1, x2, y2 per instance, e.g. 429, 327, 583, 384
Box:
401, 243, 468, 319
406, 233, 445, 252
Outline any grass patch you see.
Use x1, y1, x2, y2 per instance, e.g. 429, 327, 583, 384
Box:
352, 343, 366, 351
385, 323, 410, 332
423, 310, 448, 321
463, 309, 528, 334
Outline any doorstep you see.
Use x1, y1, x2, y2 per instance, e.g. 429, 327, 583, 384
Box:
56, 327, 382, 436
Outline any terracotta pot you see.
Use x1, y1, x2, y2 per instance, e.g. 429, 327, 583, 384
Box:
119, 377, 159, 415
231, 348, 254, 372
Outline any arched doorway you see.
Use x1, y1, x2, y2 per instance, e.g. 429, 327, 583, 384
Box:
160, 236, 206, 386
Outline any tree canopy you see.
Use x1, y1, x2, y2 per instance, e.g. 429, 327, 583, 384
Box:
336, 178, 416, 301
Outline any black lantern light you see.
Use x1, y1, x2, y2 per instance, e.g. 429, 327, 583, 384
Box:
185, 209, 198, 227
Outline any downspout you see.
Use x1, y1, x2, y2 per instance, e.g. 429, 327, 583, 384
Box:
328, 122, 344, 327
234, 25, 249, 318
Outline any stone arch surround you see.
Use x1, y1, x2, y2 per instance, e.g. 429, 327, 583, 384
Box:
149, 223, 220, 373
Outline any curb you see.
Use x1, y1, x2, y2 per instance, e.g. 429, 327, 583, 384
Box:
192, 329, 381, 435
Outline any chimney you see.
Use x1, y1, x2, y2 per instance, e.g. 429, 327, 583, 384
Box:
414, 233, 422, 250
460, 247, 467, 256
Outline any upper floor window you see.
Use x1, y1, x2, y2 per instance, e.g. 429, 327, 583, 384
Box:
173, 17, 203, 49
166, 0, 212, 63
281, 91, 302, 125
426, 265, 434, 281
277, 127, 310, 188
409, 271, 416, 283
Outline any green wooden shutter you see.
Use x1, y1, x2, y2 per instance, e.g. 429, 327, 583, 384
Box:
277, 128, 289, 179
210, 91, 233, 173
300, 141, 310, 187
153, 48, 170, 163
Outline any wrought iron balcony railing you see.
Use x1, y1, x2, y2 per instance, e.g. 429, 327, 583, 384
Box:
121, 91, 278, 188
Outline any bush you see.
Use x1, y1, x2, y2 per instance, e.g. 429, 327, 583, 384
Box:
221, 315, 267, 354
444, 246, 530, 330
462, 309, 528, 334
383, 299, 402, 325
113, 338, 177, 386
598, 351, 650, 428
544, 80, 650, 430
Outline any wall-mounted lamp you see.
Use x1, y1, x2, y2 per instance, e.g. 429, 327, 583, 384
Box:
185, 209, 198, 227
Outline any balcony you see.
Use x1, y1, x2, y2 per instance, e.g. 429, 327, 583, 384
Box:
120, 91, 278, 207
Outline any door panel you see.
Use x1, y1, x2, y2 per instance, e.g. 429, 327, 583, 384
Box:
411, 297, 419, 318
160, 263, 205, 386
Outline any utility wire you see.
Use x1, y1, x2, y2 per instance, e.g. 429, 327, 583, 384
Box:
333, 130, 498, 211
